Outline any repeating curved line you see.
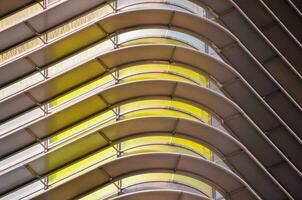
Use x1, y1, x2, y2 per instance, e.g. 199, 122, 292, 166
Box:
0, 1, 300, 200
0, 27, 207, 102
1, 4, 300, 116
0, 0, 204, 57
0, 95, 221, 172
0, 9, 300, 148
0, 54, 300, 181
29, 153, 260, 200
1, 45, 299, 186
0, 69, 209, 136
0, 117, 228, 176
81, 180, 210, 199
0, 45, 300, 200
110, 189, 210, 200
0, 80, 235, 138
0, 85, 292, 198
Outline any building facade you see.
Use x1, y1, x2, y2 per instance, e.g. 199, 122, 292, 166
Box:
0, 0, 301, 199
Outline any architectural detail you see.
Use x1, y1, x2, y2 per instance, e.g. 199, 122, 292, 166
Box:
0, 1, 301, 199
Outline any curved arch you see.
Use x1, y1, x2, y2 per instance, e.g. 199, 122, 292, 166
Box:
1, 44, 300, 180
0, 9, 300, 157
0, 117, 226, 197
0, 82, 289, 199
0, 0, 206, 52
0, 26, 213, 103
0, 117, 244, 180
0, 80, 239, 146
77, 173, 212, 199
0, 8, 300, 155
25, 153, 260, 200
1, 7, 300, 112
0, 12, 299, 197
1, 11, 300, 174
0, 0, 302, 199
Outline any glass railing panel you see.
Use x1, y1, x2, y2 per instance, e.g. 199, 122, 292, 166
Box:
167, 29, 206, 50
116, 0, 206, 17
0, 4, 113, 64
122, 109, 199, 122
0, 28, 211, 100
47, 96, 212, 145
117, 28, 208, 54
120, 73, 193, 84
0, 38, 44, 64
120, 37, 194, 49
118, 63, 207, 86
120, 173, 212, 197
47, 146, 117, 184
0, 0, 215, 65
47, 136, 212, 185
49, 75, 114, 108
49, 98, 210, 143
46, 62, 208, 109
165, 0, 206, 16
79, 172, 213, 200
1, 180, 45, 200
118, 2, 192, 13
119, 99, 209, 123
120, 136, 211, 159
0, 73, 45, 98
117, 27, 218, 56
0, 68, 208, 142
0, 62, 208, 138
0, 96, 215, 175
122, 144, 201, 157
0, 2, 44, 31
0, 108, 44, 135
169, 100, 210, 123
49, 110, 116, 144
80, 184, 117, 200
172, 137, 212, 160
0, 143, 44, 172
48, 102, 207, 145
173, 174, 213, 197
0, 39, 113, 100
46, 39, 113, 77
45, 4, 112, 42
49, 106, 203, 146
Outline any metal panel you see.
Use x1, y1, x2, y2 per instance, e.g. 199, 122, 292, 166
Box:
29, 60, 105, 102
0, 0, 34, 17
261, 0, 302, 43
0, 81, 290, 199
0, 0, 107, 51
0, 4, 301, 200
29, 133, 107, 175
